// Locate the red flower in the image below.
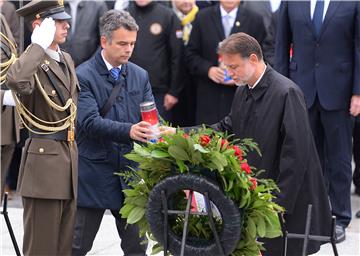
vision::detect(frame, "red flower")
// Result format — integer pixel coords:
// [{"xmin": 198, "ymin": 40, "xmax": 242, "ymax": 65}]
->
[
  {"xmin": 241, "ymin": 162, "xmax": 251, "ymax": 174},
  {"xmin": 200, "ymin": 135, "xmax": 211, "ymax": 146},
  {"xmin": 249, "ymin": 177, "xmax": 257, "ymax": 191},
  {"xmin": 158, "ymin": 137, "xmax": 165, "ymax": 143},
  {"xmin": 233, "ymin": 145, "xmax": 243, "ymax": 161}
]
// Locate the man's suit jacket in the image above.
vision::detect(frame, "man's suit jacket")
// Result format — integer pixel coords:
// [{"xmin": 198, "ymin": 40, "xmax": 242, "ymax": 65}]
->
[
  {"xmin": 186, "ymin": 3, "xmax": 272, "ymax": 124},
  {"xmin": 6, "ymin": 44, "xmax": 79, "ymax": 200},
  {"xmin": 76, "ymin": 50, "xmax": 155, "ymax": 210},
  {"xmin": 275, "ymin": 1, "xmax": 360, "ymax": 110}
]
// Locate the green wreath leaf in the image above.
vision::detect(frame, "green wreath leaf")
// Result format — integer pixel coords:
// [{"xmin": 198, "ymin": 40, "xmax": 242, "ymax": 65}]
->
[{"xmin": 127, "ymin": 206, "xmax": 146, "ymax": 224}]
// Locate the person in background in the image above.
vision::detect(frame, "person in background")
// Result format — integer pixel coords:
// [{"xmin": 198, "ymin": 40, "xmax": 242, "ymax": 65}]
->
[
  {"xmin": 63, "ymin": 0, "xmax": 108, "ymax": 66},
  {"xmin": 0, "ymin": 0, "xmax": 20, "ymax": 46},
  {"xmin": 171, "ymin": 0, "xmax": 198, "ymax": 126},
  {"xmin": 0, "ymin": 14, "xmax": 20, "ymax": 202},
  {"xmin": 72, "ymin": 10, "xmax": 154, "ymax": 256},
  {"xmin": 128, "ymin": 0, "xmax": 184, "ymax": 122},
  {"xmin": 275, "ymin": 0, "xmax": 360, "ymax": 243},
  {"xmin": 6, "ymin": 0, "xmax": 79, "ymax": 254},
  {"xmin": 185, "ymin": 0, "xmax": 273, "ymax": 124}
]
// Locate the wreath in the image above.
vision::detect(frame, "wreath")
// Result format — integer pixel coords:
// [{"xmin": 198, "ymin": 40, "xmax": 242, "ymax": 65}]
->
[{"xmin": 119, "ymin": 127, "xmax": 284, "ymax": 256}]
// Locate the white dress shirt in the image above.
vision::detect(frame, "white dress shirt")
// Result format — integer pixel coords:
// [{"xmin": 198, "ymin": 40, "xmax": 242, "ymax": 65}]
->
[
  {"xmin": 248, "ymin": 63, "xmax": 267, "ymax": 90},
  {"xmin": 101, "ymin": 50, "xmax": 122, "ymax": 72}
]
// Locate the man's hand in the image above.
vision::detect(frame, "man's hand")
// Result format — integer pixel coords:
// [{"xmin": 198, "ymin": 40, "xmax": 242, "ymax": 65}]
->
[
  {"xmin": 159, "ymin": 126, "xmax": 176, "ymax": 136},
  {"xmin": 350, "ymin": 95, "xmax": 360, "ymax": 116},
  {"xmin": 208, "ymin": 67, "xmax": 225, "ymax": 84},
  {"xmin": 164, "ymin": 94, "xmax": 178, "ymax": 111},
  {"xmin": 130, "ymin": 121, "xmax": 154, "ymax": 143},
  {"xmin": 31, "ymin": 17, "xmax": 56, "ymax": 50}
]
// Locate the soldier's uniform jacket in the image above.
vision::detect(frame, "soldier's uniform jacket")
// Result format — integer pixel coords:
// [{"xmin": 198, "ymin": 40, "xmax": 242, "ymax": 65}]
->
[
  {"xmin": 0, "ymin": 14, "xmax": 20, "ymax": 146},
  {"xmin": 6, "ymin": 43, "xmax": 79, "ymax": 200}
]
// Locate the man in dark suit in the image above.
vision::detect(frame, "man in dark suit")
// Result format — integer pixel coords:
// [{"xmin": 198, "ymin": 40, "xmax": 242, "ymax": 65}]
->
[
  {"xmin": 6, "ymin": 0, "xmax": 79, "ymax": 254},
  {"xmin": 275, "ymin": 1, "xmax": 360, "ymax": 243},
  {"xmin": 162, "ymin": 32, "xmax": 332, "ymax": 256},
  {"xmin": 72, "ymin": 10, "xmax": 155, "ymax": 256},
  {"xmin": 62, "ymin": 0, "xmax": 108, "ymax": 66},
  {"xmin": 185, "ymin": 0, "xmax": 273, "ymax": 124}
]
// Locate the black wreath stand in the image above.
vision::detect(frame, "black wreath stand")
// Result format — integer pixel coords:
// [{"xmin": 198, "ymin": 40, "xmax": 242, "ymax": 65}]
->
[
  {"xmin": 1, "ymin": 193, "xmax": 21, "ymax": 256},
  {"xmin": 147, "ymin": 174, "xmax": 242, "ymax": 256},
  {"xmin": 280, "ymin": 204, "xmax": 338, "ymax": 256},
  {"xmin": 160, "ymin": 189, "xmax": 224, "ymax": 256}
]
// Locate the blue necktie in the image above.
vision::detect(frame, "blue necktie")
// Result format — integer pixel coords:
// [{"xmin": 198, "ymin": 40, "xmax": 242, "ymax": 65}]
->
[
  {"xmin": 313, "ymin": 0, "xmax": 324, "ymax": 37},
  {"xmin": 110, "ymin": 67, "xmax": 121, "ymax": 80}
]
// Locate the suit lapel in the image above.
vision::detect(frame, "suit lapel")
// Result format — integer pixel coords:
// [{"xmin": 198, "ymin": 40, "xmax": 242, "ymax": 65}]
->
[
  {"xmin": 318, "ymin": 1, "xmax": 341, "ymax": 39},
  {"xmin": 231, "ymin": 4, "xmax": 245, "ymax": 34},
  {"xmin": 301, "ymin": 1, "xmax": 317, "ymax": 39},
  {"xmin": 45, "ymin": 55, "xmax": 71, "ymax": 92},
  {"xmin": 95, "ymin": 50, "xmax": 115, "ymax": 85},
  {"xmin": 211, "ymin": 5, "xmax": 226, "ymax": 40}
]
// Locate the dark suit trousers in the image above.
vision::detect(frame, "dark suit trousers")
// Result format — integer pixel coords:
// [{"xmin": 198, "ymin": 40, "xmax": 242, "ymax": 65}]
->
[
  {"xmin": 1, "ymin": 144, "xmax": 15, "ymax": 201},
  {"xmin": 308, "ymin": 97, "xmax": 354, "ymax": 227},
  {"xmin": 72, "ymin": 207, "xmax": 146, "ymax": 256},
  {"xmin": 353, "ymin": 117, "xmax": 360, "ymax": 188},
  {"xmin": 22, "ymin": 197, "xmax": 76, "ymax": 256}
]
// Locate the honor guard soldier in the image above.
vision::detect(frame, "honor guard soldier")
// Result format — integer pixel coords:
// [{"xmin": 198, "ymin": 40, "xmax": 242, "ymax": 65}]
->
[
  {"xmin": 0, "ymin": 14, "xmax": 20, "ymax": 202},
  {"xmin": 6, "ymin": 0, "xmax": 79, "ymax": 255}
]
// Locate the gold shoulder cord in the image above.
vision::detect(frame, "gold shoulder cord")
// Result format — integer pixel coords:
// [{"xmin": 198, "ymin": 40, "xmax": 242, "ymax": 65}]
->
[
  {"xmin": 1, "ymin": 31, "xmax": 76, "ymax": 141},
  {"xmin": 0, "ymin": 32, "xmax": 17, "ymax": 85},
  {"xmin": 13, "ymin": 75, "xmax": 77, "ymax": 137}
]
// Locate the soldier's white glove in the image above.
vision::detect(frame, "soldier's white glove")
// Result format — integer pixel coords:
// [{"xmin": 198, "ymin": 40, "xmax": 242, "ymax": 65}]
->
[
  {"xmin": 31, "ymin": 17, "xmax": 56, "ymax": 50},
  {"xmin": 3, "ymin": 90, "xmax": 16, "ymax": 106}
]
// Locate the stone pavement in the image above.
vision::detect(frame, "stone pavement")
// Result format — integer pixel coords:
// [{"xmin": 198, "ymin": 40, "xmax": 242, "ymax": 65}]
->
[{"xmin": 1, "ymin": 191, "xmax": 359, "ymax": 256}]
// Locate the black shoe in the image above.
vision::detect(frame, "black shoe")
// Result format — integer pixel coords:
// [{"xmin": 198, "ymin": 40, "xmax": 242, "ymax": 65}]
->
[
  {"xmin": 356, "ymin": 210, "xmax": 360, "ymax": 218},
  {"xmin": 335, "ymin": 225, "xmax": 346, "ymax": 243}
]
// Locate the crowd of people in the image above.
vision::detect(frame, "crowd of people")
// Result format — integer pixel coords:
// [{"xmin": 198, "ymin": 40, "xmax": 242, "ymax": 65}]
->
[{"xmin": 1, "ymin": 0, "xmax": 359, "ymax": 256}]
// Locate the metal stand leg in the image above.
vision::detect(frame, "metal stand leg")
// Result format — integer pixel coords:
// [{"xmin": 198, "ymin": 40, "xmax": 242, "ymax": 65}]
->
[
  {"xmin": 161, "ymin": 190, "xmax": 168, "ymax": 256},
  {"xmin": 180, "ymin": 190, "xmax": 193, "ymax": 256},
  {"xmin": 1, "ymin": 193, "xmax": 21, "ymax": 256},
  {"xmin": 204, "ymin": 192, "xmax": 225, "ymax": 256},
  {"xmin": 279, "ymin": 213, "xmax": 287, "ymax": 256},
  {"xmin": 280, "ymin": 204, "xmax": 339, "ymax": 256},
  {"xmin": 301, "ymin": 205, "xmax": 313, "ymax": 256},
  {"xmin": 330, "ymin": 217, "xmax": 339, "ymax": 256}
]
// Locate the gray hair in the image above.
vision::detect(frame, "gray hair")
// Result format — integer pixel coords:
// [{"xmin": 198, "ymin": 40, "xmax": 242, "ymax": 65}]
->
[
  {"xmin": 218, "ymin": 32, "xmax": 263, "ymax": 60},
  {"xmin": 99, "ymin": 10, "xmax": 139, "ymax": 41}
]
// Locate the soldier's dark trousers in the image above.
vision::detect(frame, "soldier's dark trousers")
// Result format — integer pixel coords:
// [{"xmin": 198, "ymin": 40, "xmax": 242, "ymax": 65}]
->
[
  {"xmin": 72, "ymin": 207, "xmax": 146, "ymax": 256},
  {"xmin": 22, "ymin": 197, "xmax": 76, "ymax": 255}
]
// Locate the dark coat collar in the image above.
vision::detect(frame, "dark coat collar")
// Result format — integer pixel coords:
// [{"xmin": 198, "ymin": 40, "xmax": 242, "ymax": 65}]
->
[{"xmin": 245, "ymin": 64, "xmax": 272, "ymax": 101}]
